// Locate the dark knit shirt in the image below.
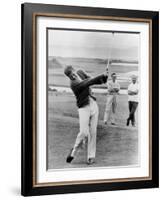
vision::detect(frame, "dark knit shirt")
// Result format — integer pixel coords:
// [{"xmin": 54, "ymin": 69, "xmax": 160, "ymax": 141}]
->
[{"xmin": 70, "ymin": 70, "xmax": 108, "ymax": 108}]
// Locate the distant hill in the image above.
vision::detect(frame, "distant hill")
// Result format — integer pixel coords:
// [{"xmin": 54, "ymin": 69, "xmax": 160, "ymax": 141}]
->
[{"xmin": 48, "ymin": 58, "xmax": 63, "ymax": 69}]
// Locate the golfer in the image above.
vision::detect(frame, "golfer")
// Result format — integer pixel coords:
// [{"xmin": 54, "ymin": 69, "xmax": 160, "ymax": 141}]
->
[
  {"xmin": 126, "ymin": 75, "xmax": 139, "ymax": 127},
  {"xmin": 64, "ymin": 65, "xmax": 108, "ymax": 165},
  {"xmin": 103, "ymin": 73, "xmax": 120, "ymax": 125}
]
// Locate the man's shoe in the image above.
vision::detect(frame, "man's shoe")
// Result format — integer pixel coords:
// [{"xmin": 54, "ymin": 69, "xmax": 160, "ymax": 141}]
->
[
  {"xmin": 87, "ymin": 158, "xmax": 95, "ymax": 165},
  {"xmin": 132, "ymin": 122, "xmax": 136, "ymax": 127},
  {"xmin": 66, "ymin": 148, "xmax": 74, "ymax": 163},
  {"xmin": 111, "ymin": 122, "xmax": 115, "ymax": 125},
  {"xmin": 126, "ymin": 119, "xmax": 130, "ymax": 126}
]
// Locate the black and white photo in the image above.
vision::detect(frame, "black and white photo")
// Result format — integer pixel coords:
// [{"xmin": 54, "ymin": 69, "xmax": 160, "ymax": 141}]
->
[{"xmin": 47, "ymin": 29, "xmax": 140, "ymax": 169}]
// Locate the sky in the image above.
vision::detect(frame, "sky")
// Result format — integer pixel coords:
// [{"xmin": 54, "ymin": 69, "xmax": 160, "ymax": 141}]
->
[{"xmin": 48, "ymin": 29, "xmax": 139, "ymax": 60}]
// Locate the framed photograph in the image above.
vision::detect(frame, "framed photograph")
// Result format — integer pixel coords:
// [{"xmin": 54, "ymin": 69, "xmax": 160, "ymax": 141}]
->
[{"xmin": 21, "ymin": 3, "xmax": 159, "ymax": 196}]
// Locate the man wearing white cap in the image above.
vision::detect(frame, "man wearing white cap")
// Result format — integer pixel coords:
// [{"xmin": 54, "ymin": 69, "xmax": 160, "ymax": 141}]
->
[
  {"xmin": 126, "ymin": 75, "xmax": 139, "ymax": 127},
  {"xmin": 104, "ymin": 72, "xmax": 120, "ymax": 125}
]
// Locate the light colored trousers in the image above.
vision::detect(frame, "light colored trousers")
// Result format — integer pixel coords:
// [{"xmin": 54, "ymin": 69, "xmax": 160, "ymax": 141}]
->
[
  {"xmin": 71, "ymin": 98, "xmax": 99, "ymax": 159},
  {"xmin": 104, "ymin": 95, "xmax": 117, "ymax": 123}
]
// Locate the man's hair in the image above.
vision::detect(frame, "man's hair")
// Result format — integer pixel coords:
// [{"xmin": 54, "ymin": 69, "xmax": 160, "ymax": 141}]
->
[
  {"xmin": 64, "ymin": 65, "xmax": 74, "ymax": 77},
  {"xmin": 131, "ymin": 74, "xmax": 137, "ymax": 79},
  {"xmin": 111, "ymin": 72, "xmax": 116, "ymax": 77}
]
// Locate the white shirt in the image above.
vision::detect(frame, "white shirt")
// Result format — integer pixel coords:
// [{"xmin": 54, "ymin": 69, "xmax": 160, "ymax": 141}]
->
[
  {"xmin": 128, "ymin": 82, "xmax": 139, "ymax": 102},
  {"xmin": 107, "ymin": 80, "xmax": 120, "ymax": 95}
]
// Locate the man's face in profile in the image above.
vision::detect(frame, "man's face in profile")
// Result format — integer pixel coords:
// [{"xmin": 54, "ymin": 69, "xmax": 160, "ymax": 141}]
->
[
  {"xmin": 69, "ymin": 69, "xmax": 81, "ymax": 82},
  {"xmin": 132, "ymin": 77, "xmax": 137, "ymax": 84},
  {"xmin": 111, "ymin": 75, "xmax": 116, "ymax": 82}
]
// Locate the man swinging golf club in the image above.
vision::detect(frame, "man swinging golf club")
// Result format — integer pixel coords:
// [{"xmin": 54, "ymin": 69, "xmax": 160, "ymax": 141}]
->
[{"xmin": 64, "ymin": 65, "xmax": 108, "ymax": 165}]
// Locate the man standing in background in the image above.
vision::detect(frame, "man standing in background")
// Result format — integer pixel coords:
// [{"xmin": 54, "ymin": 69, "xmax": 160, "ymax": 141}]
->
[
  {"xmin": 64, "ymin": 65, "xmax": 108, "ymax": 165},
  {"xmin": 126, "ymin": 75, "xmax": 139, "ymax": 127},
  {"xmin": 103, "ymin": 72, "xmax": 120, "ymax": 125}
]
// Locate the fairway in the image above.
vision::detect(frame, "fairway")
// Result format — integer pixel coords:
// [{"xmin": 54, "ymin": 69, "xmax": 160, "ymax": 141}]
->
[{"xmin": 47, "ymin": 91, "xmax": 138, "ymax": 170}]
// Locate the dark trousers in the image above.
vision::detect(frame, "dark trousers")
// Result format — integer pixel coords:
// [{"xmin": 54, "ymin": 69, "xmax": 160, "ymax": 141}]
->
[{"xmin": 128, "ymin": 101, "xmax": 138, "ymax": 125}]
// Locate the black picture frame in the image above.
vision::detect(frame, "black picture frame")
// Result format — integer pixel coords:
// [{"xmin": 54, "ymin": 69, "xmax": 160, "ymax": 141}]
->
[{"xmin": 21, "ymin": 3, "xmax": 159, "ymax": 196}]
